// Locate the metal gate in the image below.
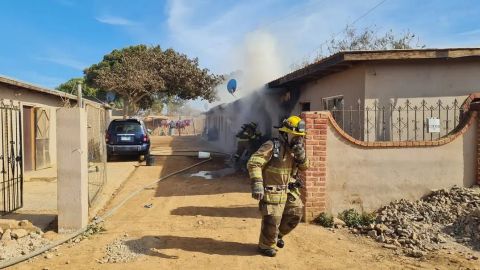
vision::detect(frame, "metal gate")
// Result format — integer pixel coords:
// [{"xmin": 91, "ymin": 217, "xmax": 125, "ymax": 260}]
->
[
  {"xmin": 86, "ymin": 104, "xmax": 107, "ymax": 206},
  {"xmin": 0, "ymin": 101, "xmax": 23, "ymax": 215}
]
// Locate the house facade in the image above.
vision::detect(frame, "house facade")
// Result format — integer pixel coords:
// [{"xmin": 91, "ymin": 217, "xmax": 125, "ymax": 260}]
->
[
  {"xmin": 205, "ymin": 48, "xmax": 480, "ymax": 218},
  {"xmin": 0, "ymin": 75, "xmax": 107, "ymax": 172},
  {"xmin": 268, "ymin": 48, "xmax": 480, "ymax": 141}
]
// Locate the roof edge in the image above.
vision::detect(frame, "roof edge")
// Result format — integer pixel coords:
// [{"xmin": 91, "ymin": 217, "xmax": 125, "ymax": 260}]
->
[
  {"xmin": 268, "ymin": 47, "xmax": 480, "ymax": 88},
  {"xmin": 0, "ymin": 75, "xmax": 107, "ymax": 108}
]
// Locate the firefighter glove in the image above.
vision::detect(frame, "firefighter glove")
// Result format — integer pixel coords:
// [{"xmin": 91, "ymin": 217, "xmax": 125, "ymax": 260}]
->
[
  {"xmin": 251, "ymin": 181, "xmax": 264, "ymax": 200},
  {"xmin": 292, "ymin": 143, "xmax": 306, "ymax": 163}
]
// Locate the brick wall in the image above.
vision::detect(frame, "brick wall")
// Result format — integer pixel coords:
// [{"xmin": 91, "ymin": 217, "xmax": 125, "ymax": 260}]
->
[
  {"xmin": 301, "ymin": 111, "xmax": 328, "ymax": 221},
  {"xmin": 300, "ymin": 105, "xmax": 478, "ymax": 221}
]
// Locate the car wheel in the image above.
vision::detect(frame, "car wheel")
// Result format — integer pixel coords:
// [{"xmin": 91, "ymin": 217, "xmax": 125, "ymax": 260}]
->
[{"xmin": 146, "ymin": 154, "xmax": 154, "ymax": 166}]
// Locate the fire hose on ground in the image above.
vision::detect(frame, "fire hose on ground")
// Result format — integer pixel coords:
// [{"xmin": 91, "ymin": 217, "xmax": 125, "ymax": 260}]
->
[{"xmin": 0, "ymin": 151, "xmax": 226, "ymax": 269}]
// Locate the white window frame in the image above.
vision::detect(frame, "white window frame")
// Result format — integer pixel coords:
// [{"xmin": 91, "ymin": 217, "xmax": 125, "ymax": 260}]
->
[{"xmin": 322, "ymin": 95, "xmax": 344, "ymax": 110}]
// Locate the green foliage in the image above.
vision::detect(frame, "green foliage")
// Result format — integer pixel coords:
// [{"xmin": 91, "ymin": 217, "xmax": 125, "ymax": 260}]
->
[
  {"xmin": 338, "ymin": 209, "xmax": 362, "ymax": 227},
  {"xmin": 84, "ymin": 44, "xmax": 223, "ymax": 116},
  {"xmin": 338, "ymin": 209, "xmax": 376, "ymax": 227},
  {"xmin": 56, "ymin": 77, "xmax": 98, "ymax": 97},
  {"xmin": 314, "ymin": 212, "xmax": 334, "ymax": 228},
  {"xmin": 360, "ymin": 212, "xmax": 376, "ymax": 226}
]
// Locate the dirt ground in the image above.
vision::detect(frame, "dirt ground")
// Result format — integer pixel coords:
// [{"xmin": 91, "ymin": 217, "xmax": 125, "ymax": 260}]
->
[{"xmin": 10, "ymin": 136, "xmax": 480, "ymax": 270}]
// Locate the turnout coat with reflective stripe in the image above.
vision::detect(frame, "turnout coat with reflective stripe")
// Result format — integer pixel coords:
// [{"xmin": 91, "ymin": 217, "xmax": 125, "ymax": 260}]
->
[{"xmin": 247, "ymin": 140, "xmax": 309, "ymax": 204}]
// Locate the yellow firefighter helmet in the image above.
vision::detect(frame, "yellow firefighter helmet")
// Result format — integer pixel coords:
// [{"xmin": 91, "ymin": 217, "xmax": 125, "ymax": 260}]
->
[{"xmin": 278, "ymin": 116, "xmax": 306, "ymax": 136}]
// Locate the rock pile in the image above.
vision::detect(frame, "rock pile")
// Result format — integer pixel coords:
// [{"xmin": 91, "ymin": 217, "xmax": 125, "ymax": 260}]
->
[
  {"xmin": 98, "ymin": 236, "xmax": 147, "ymax": 264},
  {"xmin": 354, "ymin": 186, "xmax": 480, "ymax": 256},
  {"xmin": 450, "ymin": 208, "xmax": 480, "ymax": 249},
  {"xmin": 0, "ymin": 220, "xmax": 50, "ymax": 261}
]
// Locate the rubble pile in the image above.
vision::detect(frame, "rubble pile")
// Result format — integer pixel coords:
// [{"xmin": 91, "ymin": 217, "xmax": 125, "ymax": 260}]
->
[
  {"xmin": 98, "ymin": 236, "xmax": 147, "ymax": 264},
  {"xmin": 358, "ymin": 186, "xmax": 480, "ymax": 256},
  {"xmin": 0, "ymin": 220, "xmax": 51, "ymax": 261},
  {"xmin": 450, "ymin": 208, "xmax": 480, "ymax": 249}
]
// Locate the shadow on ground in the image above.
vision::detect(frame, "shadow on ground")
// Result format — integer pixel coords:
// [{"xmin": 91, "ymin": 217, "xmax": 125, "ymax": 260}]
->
[
  {"xmin": 1, "ymin": 212, "xmax": 57, "ymax": 231},
  {"xmin": 125, "ymin": 235, "xmax": 259, "ymax": 259},
  {"xmin": 108, "ymin": 155, "xmax": 141, "ymax": 162},
  {"xmin": 150, "ymin": 135, "xmax": 215, "ymax": 151},
  {"xmin": 154, "ymin": 156, "xmax": 250, "ymax": 197},
  {"xmin": 170, "ymin": 206, "xmax": 260, "ymax": 219}
]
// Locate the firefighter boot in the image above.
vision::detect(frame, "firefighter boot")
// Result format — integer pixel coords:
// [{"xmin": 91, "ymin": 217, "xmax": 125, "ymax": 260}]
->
[
  {"xmin": 277, "ymin": 238, "xmax": 285, "ymax": 248},
  {"xmin": 258, "ymin": 247, "xmax": 277, "ymax": 257}
]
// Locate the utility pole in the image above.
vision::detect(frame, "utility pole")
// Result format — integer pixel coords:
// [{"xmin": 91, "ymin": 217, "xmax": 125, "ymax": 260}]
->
[{"xmin": 77, "ymin": 82, "xmax": 83, "ymax": 108}]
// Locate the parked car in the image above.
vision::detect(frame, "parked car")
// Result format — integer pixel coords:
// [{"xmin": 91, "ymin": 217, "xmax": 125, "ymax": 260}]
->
[{"xmin": 106, "ymin": 119, "xmax": 150, "ymax": 161}]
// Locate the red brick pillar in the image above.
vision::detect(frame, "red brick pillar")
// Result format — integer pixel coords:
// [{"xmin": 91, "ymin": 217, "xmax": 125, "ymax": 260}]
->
[{"xmin": 300, "ymin": 112, "xmax": 328, "ymax": 222}]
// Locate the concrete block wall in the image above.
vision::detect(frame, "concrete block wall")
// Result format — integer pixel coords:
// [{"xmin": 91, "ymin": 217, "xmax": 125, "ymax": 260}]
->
[{"xmin": 57, "ymin": 107, "xmax": 88, "ymax": 233}]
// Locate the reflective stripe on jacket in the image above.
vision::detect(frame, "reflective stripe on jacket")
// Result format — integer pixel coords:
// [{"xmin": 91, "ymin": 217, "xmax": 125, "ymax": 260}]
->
[{"xmin": 247, "ymin": 140, "xmax": 309, "ymax": 203}]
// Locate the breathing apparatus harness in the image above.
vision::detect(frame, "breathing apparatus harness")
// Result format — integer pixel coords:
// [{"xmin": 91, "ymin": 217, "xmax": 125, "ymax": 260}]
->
[{"xmin": 269, "ymin": 116, "xmax": 307, "ymax": 190}]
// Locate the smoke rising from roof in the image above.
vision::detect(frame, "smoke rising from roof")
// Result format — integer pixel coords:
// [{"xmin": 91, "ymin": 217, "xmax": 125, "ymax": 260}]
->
[
  {"xmin": 206, "ymin": 30, "xmax": 294, "ymax": 153},
  {"xmin": 211, "ymin": 30, "xmax": 285, "ymax": 106}
]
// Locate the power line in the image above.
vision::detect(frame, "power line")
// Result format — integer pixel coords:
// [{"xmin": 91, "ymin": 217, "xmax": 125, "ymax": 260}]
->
[
  {"xmin": 298, "ymin": 0, "xmax": 389, "ymax": 65},
  {"xmin": 257, "ymin": 0, "xmax": 328, "ymax": 30},
  {"xmin": 351, "ymin": 0, "xmax": 388, "ymax": 26}
]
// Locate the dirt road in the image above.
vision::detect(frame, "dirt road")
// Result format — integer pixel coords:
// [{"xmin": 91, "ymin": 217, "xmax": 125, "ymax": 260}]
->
[{"xmin": 12, "ymin": 137, "xmax": 480, "ymax": 269}]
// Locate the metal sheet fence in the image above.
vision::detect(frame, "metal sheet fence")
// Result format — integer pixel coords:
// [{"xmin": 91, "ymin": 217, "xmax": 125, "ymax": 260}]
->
[
  {"xmin": 86, "ymin": 104, "xmax": 107, "ymax": 206},
  {"xmin": 0, "ymin": 101, "xmax": 23, "ymax": 215},
  {"xmin": 331, "ymin": 99, "xmax": 465, "ymax": 142}
]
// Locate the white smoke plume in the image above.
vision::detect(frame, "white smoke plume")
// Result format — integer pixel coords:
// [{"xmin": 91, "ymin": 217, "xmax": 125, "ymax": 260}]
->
[
  {"xmin": 207, "ymin": 30, "xmax": 293, "ymax": 153},
  {"xmin": 211, "ymin": 29, "xmax": 285, "ymax": 106}
]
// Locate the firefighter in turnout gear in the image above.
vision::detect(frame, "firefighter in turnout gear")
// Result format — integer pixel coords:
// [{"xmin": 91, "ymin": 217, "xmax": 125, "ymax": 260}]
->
[
  {"xmin": 247, "ymin": 116, "xmax": 308, "ymax": 257},
  {"xmin": 234, "ymin": 122, "xmax": 262, "ymax": 168}
]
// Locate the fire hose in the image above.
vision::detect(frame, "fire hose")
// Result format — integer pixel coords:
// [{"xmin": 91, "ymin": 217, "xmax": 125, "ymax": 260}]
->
[{"xmin": 0, "ymin": 155, "xmax": 217, "ymax": 269}]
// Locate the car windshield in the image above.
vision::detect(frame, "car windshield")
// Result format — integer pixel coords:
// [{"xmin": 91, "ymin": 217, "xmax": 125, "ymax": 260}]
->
[{"xmin": 109, "ymin": 122, "xmax": 143, "ymax": 134}]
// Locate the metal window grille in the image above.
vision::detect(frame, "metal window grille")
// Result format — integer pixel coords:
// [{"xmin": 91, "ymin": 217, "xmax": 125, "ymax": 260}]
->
[{"xmin": 330, "ymin": 99, "xmax": 465, "ymax": 142}]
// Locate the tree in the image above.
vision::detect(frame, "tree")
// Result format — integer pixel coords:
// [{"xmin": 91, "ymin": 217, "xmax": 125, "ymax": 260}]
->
[
  {"xmin": 135, "ymin": 94, "xmax": 165, "ymax": 116},
  {"xmin": 56, "ymin": 77, "xmax": 98, "ymax": 97},
  {"xmin": 291, "ymin": 25, "xmax": 424, "ymax": 70},
  {"xmin": 165, "ymin": 96, "xmax": 187, "ymax": 115},
  {"xmin": 84, "ymin": 45, "xmax": 223, "ymax": 118},
  {"xmin": 326, "ymin": 25, "xmax": 424, "ymax": 55},
  {"xmin": 56, "ymin": 77, "xmax": 124, "ymax": 107}
]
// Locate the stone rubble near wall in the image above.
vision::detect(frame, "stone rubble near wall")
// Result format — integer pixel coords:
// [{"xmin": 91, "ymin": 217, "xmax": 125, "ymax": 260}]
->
[
  {"xmin": 0, "ymin": 220, "xmax": 106, "ymax": 263},
  {"xmin": 351, "ymin": 186, "xmax": 480, "ymax": 257},
  {"xmin": 64, "ymin": 222, "xmax": 106, "ymax": 247},
  {"xmin": 98, "ymin": 235, "xmax": 147, "ymax": 264},
  {"xmin": 0, "ymin": 220, "xmax": 50, "ymax": 261}
]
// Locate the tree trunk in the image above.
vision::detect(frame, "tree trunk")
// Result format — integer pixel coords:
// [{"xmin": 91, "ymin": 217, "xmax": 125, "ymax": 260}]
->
[{"xmin": 123, "ymin": 103, "xmax": 129, "ymax": 119}]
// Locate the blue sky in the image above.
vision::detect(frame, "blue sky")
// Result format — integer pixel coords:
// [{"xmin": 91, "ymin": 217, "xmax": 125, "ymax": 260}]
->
[{"xmin": 0, "ymin": 0, "xmax": 479, "ymax": 108}]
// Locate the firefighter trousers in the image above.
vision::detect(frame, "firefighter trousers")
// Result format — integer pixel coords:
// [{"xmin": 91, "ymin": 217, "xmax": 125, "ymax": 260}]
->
[{"xmin": 258, "ymin": 193, "xmax": 303, "ymax": 250}]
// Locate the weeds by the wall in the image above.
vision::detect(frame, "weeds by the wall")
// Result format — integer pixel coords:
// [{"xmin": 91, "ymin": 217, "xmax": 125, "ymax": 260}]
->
[
  {"xmin": 314, "ymin": 212, "xmax": 334, "ymax": 228},
  {"xmin": 338, "ymin": 209, "xmax": 375, "ymax": 227}
]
